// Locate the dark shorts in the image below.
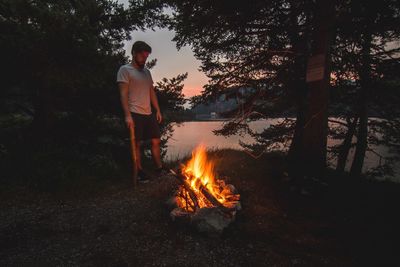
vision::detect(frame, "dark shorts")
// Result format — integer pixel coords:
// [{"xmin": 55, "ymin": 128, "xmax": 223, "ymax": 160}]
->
[{"xmin": 131, "ymin": 112, "xmax": 161, "ymax": 141}]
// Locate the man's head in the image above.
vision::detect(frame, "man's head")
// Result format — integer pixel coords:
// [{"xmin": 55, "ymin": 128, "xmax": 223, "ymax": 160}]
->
[{"xmin": 131, "ymin": 41, "xmax": 152, "ymax": 69}]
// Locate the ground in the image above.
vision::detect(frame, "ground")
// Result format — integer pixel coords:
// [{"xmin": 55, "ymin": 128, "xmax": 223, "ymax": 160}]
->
[{"xmin": 1, "ymin": 149, "xmax": 399, "ymax": 266}]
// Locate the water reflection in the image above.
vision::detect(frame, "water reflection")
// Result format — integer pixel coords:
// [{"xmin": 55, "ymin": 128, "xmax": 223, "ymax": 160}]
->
[
  {"xmin": 165, "ymin": 120, "xmax": 399, "ymax": 182},
  {"xmin": 165, "ymin": 120, "xmax": 264, "ymax": 160}
]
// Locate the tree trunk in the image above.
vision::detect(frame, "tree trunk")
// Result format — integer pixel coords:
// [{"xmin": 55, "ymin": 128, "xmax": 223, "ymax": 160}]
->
[
  {"xmin": 336, "ymin": 116, "xmax": 358, "ymax": 172},
  {"xmin": 287, "ymin": 84, "xmax": 307, "ymax": 179},
  {"xmin": 287, "ymin": 1, "xmax": 309, "ymax": 180},
  {"xmin": 293, "ymin": 0, "xmax": 336, "ymax": 179},
  {"xmin": 350, "ymin": 32, "xmax": 372, "ymax": 178},
  {"xmin": 350, "ymin": 110, "xmax": 368, "ymax": 177}
]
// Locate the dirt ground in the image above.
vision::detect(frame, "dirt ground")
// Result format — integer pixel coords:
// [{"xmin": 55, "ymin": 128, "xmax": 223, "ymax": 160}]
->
[{"xmin": 1, "ymin": 150, "xmax": 398, "ymax": 266}]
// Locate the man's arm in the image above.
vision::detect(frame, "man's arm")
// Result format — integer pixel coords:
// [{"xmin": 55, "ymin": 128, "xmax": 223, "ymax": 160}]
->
[
  {"xmin": 150, "ymin": 85, "xmax": 162, "ymax": 123},
  {"xmin": 118, "ymin": 82, "xmax": 134, "ymax": 128}
]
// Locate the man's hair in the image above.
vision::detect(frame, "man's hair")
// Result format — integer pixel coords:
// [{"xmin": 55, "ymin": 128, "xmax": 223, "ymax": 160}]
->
[{"xmin": 131, "ymin": 41, "xmax": 152, "ymax": 55}]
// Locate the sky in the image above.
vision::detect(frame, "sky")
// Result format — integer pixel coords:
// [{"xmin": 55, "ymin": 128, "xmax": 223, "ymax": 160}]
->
[
  {"xmin": 123, "ymin": 28, "xmax": 208, "ymax": 97},
  {"xmin": 118, "ymin": 0, "xmax": 207, "ymax": 98}
]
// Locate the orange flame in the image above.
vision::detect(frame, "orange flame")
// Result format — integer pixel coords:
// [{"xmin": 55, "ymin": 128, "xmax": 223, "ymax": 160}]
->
[{"xmin": 176, "ymin": 145, "xmax": 229, "ymax": 211}]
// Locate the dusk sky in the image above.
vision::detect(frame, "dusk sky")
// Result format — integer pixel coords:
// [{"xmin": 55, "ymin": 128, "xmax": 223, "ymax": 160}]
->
[{"xmin": 118, "ymin": 0, "xmax": 207, "ymax": 98}]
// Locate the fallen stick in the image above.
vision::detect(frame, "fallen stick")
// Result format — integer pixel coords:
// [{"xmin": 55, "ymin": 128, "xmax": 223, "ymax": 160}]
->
[{"xmin": 128, "ymin": 125, "xmax": 138, "ymax": 189}]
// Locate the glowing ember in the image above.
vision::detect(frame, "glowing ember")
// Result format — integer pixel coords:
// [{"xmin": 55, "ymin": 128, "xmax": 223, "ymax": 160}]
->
[{"xmin": 175, "ymin": 145, "xmax": 240, "ymax": 212}]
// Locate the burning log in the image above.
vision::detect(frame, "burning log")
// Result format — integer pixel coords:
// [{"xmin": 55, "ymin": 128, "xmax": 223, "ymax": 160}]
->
[
  {"xmin": 170, "ymin": 169, "xmax": 200, "ymax": 211},
  {"xmin": 167, "ymin": 145, "xmax": 241, "ymax": 234},
  {"xmin": 171, "ymin": 169, "xmax": 236, "ymax": 214}
]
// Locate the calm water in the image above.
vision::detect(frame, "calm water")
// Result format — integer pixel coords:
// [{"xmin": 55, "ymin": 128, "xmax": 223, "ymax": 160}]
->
[
  {"xmin": 165, "ymin": 120, "xmax": 269, "ymax": 160},
  {"xmin": 165, "ymin": 120, "xmax": 399, "ymax": 182}
]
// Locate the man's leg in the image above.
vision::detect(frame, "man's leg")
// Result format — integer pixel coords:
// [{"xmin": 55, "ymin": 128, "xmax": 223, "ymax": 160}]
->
[{"xmin": 151, "ymin": 138, "xmax": 162, "ymax": 169}]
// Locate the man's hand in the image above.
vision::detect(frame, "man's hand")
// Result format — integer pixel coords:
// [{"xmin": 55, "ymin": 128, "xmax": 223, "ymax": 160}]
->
[
  {"xmin": 156, "ymin": 110, "xmax": 162, "ymax": 123},
  {"xmin": 125, "ymin": 115, "xmax": 134, "ymax": 129}
]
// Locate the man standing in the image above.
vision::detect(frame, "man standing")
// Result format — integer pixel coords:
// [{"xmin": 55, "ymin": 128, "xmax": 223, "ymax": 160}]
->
[{"xmin": 117, "ymin": 41, "xmax": 165, "ymax": 182}]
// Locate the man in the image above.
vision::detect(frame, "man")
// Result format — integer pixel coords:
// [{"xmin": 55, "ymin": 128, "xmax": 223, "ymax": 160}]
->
[{"xmin": 117, "ymin": 41, "xmax": 165, "ymax": 182}]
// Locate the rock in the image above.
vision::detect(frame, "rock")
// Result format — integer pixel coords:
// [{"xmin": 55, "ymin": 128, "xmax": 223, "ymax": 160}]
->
[
  {"xmin": 191, "ymin": 207, "xmax": 233, "ymax": 234},
  {"xmin": 170, "ymin": 208, "xmax": 191, "ymax": 223},
  {"xmin": 165, "ymin": 195, "xmax": 178, "ymax": 210},
  {"xmin": 223, "ymin": 201, "xmax": 241, "ymax": 211}
]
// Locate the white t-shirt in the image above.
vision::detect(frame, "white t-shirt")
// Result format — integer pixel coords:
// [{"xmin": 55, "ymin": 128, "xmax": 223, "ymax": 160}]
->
[{"xmin": 117, "ymin": 64, "xmax": 154, "ymax": 115}]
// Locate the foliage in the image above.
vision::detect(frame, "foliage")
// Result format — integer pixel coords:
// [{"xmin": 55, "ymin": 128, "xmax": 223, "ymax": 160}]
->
[
  {"xmin": 164, "ymin": 0, "xmax": 400, "ymax": 178},
  {"xmin": 0, "ymin": 0, "xmax": 188, "ymax": 189}
]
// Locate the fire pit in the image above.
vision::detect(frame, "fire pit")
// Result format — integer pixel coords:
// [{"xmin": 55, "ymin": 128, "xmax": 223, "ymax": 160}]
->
[{"xmin": 167, "ymin": 145, "xmax": 241, "ymax": 233}]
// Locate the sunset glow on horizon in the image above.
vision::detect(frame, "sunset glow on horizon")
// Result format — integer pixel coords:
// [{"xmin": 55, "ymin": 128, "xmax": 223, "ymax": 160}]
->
[{"xmin": 123, "ymin": 27, "xmax": 208, "ymax": 98}]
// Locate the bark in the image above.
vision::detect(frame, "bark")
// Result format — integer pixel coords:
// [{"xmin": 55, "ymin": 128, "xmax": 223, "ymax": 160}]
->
[
  {"xmin": 350, "ymin": 110, "xmax": 368, "ymax": 177},
  {"xmin": 350, "ymin": 32, "xmax": 372, "ymax": 178},
  {"xmin": 293, "ymin": 0, "xmax": 336, "ymax": 179},
  {"xmin": 287, "ymin": 0, "xmax": 309, "ymax": 181},
  {"xmin": 336, "ymin": 116, "xmax": 359, "ymax": 172}
]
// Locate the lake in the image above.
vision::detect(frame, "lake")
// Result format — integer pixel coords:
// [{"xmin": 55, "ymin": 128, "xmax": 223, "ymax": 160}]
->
[
  {"xmin": 164, "ymin": 120, "xmax": 399, "ymax": 182},
  {"xmin": 165, "ymin": 120, "xmax": 265, "ymax": 160}
]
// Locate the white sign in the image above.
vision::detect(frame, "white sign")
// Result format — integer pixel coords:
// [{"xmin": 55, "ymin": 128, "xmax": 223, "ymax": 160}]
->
[{"xmin": 306, "ymin": 54, "xmax": 325, "ymax": 82}]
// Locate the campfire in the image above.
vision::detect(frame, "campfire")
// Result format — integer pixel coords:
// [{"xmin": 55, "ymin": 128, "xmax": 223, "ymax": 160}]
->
[{"xmin": 167, "ymin": 145, "xmax": 241, "ymax": 233}]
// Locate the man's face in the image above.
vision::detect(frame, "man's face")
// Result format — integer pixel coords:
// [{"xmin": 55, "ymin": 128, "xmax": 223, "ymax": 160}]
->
[{"xmin": 134, "ymin": 51, "xmax": 150, "ymax": 69}]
